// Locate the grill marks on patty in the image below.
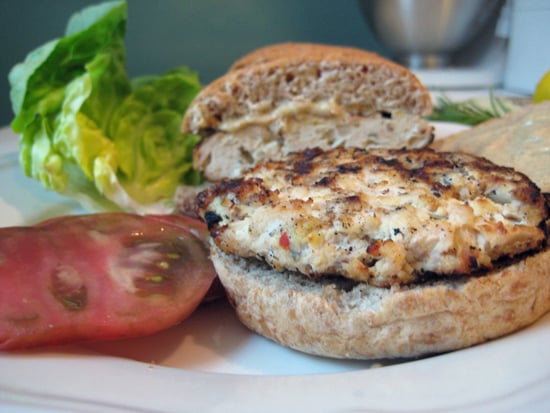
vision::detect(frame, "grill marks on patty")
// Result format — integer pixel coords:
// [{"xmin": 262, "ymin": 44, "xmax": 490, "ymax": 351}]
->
[{"xmin": 197, "ymin": 147, "xmax": 549, "ymax": 287}]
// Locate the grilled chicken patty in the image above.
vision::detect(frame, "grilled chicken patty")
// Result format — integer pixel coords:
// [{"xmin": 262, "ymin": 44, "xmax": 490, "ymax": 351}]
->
[{"xmin": 197, "ymin": 147, "xmax": 549, "ymax": 287}]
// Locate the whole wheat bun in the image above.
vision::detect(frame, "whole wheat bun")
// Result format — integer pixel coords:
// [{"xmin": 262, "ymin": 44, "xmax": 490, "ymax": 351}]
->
[
  {"xmin": 183, "ymin": 42, "xmax": 434, "ymax": 181},
  {"xmin": 211, "ymin": 244, "xmax": 550, "ymax": 359},
  {"xmin": 432, "ymin": 100, "xmax": 550, "ymax": 193}
]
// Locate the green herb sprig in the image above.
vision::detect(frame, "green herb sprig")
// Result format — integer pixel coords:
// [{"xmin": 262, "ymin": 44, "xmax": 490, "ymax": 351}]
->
[{"xmin": 427, "ymin": 91, "xmax": 512, "ymax": 126}]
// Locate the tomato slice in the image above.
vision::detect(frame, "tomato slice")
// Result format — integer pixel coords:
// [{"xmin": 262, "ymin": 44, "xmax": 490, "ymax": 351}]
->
[
  {"xmin": 0, "ymin": 213, "xmax": 217, "ymax": 350},
  {"xmin": 146, "ymin": 214, "xmax": 211, "ymax": 246},
  {"xmin": 147, "ymin": 214, "xmax": 227, "ymax": 302}
]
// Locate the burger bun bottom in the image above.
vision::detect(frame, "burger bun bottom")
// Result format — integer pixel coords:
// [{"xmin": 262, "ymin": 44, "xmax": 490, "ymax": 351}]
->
[{"xmin": 210, "ymin": 244, "xmax": 550, "ymax": 360}]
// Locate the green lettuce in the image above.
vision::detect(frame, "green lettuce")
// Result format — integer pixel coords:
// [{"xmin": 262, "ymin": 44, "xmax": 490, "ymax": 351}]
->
[{"xmin": 8, "ymin": 1, "xmax": 202, "ymax": 213}]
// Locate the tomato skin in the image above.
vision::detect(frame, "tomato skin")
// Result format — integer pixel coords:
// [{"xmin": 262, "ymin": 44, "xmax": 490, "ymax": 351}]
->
[
  {"xmin": 0, "ymin": 213, "xmax": 217, "ymax": 351},
  {"xmin": 147, "ymin": 214, "xmax": 210, "ymax": 245},
  {"xmin": 146, "ymin": 214, "xmax": 226, "ymax": 302}
]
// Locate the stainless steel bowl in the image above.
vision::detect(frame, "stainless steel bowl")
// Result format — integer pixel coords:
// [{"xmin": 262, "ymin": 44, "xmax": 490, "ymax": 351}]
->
[{"xmin": 359, "ymin": 0, "xmax": 503, "ymax": 68}]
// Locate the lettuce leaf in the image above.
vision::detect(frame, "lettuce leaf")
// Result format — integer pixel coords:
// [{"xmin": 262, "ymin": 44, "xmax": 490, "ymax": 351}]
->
[
  {"xmin": 8, "ymin": 1, "xmax": 202, "ymax": 214},
  {"xmin": 98, "ymin": 67, "xmax": 203, "ymax": 211}
]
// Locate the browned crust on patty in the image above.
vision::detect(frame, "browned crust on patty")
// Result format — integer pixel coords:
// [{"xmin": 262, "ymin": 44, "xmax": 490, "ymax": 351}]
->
[{"xmin": 198, "ymin": 147, "xmax": 549, "ymax": 287}]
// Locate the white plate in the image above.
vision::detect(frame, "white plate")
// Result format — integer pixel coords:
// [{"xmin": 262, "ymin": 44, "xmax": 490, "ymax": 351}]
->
[{"xmin": 0, "ymin": 124, "xmax": 549, "ymax": 413}]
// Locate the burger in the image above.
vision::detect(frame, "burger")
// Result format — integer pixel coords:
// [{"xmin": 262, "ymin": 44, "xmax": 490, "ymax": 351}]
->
[
  {"xmin": 181, "ymin": 43, "xmax": 550, "ymax": 359},
  {"xmin": 195, "ymin": 146, "xmax": 550, "ymax": 359}
]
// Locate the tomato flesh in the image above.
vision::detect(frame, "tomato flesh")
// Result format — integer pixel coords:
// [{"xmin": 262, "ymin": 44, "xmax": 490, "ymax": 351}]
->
[{"xmin": 0, "ymin": 213, "xmax": 217, "ymax": 350}]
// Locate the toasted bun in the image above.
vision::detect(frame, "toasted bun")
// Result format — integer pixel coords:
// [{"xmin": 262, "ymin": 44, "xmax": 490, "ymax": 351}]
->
[
  {"xmin": 183, "ymin": 42, "xmax": 434, "ymax": 181},
  {"xmin": 211, "ymin": 244, "xmax": 550, "ymax": 359},
  {"xmin": 433, "ymin": 100, "xmax": 550, "ymax": 193}
]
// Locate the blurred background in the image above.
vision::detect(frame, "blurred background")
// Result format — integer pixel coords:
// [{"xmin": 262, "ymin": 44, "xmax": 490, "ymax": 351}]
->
[
  {"xmin": 1, "ymin": 0, "xmax": 548, "ymax": 127},
  {"xmin": 0, "ymin": 0, "xmax": 387, "ymax": 127}
]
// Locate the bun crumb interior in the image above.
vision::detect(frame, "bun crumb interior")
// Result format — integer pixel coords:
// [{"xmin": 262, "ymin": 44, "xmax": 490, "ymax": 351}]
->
[{"xmin": 183, "ymin": 42, "xmax": 434, "ymax": 181}]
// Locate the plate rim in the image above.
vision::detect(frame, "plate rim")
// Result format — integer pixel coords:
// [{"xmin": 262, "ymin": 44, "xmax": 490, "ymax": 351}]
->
[{"xmin": 1, "ymin": 123, "xmax": 550, "ymax": 413}]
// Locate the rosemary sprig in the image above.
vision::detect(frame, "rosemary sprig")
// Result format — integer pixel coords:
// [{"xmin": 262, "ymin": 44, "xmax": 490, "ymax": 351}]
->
[{"xmin": 427, "ymin": 91, "xmax": 512, "ymax": 126}]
